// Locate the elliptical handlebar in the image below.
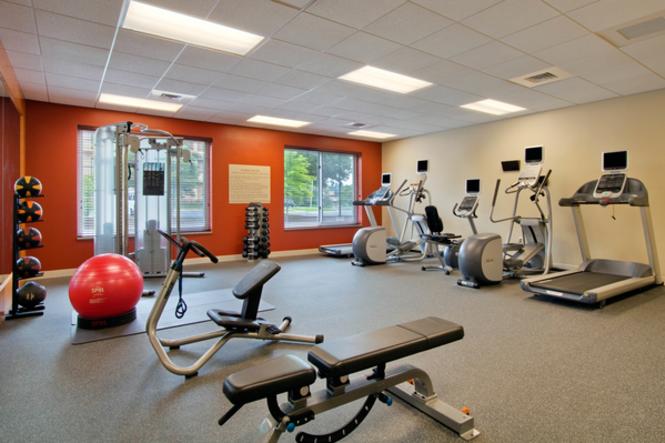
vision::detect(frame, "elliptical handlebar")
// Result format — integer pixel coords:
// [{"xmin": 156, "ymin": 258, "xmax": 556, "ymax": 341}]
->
[{"xmin": 532, "ymin": 169, "xmax": 552, "ymax": 203}]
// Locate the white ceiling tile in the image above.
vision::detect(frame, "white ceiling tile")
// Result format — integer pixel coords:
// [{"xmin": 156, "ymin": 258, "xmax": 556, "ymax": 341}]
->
[
  {"xmin": 0, "ymin": 28, "xmax": 40, "ymax": 54},
  {"xmin": 190, "ymin": 96, "xmax": 239, "ymax": 111},
  {"xmin": 114, "ymin": 29, "xmax": 185, "ymax": 62},
  {"xmin": 294, "ymin": 88, "xmax": 346, "ymax": 105},
  {"xmin": 212, "ymin": 73, "xmax": 269, "ymax": 93},
  {"xmin": 32, "ymin": 0, "xmax": 123, "ymax": 26},
  {"xmin": 412, "ymin": 59, "xmax": 468, "ymax": 84},
  {"xmin": 327, "ymin": 32, "xmax": 401, "ymax": 63},
  {"xmin": 105, "ymin": 69, "xmax": 159, "ymax": 89},
  {"xmin": 273, "ymin": 13, "xmax": 355, "ymax": 51},
  {"xmin": 142, "ymin": 0, "xmax": 218, "ymax": 17},
  {"xmin": 175, "ymin": 105, "xmax": 219, "ymax": 121},
  {"xmin": 0, "ymin": 0, "xmax": 36, "ymax": 33},
  {"xmin": 164, "ymin": 64, "xmax": 219, "ymax": 85},
  {"xmin": 209, "ymin": 0, "xmax": 299, "ymax": 35},
  {"xmin": 100, "ymin": 81, "xmax": 151, "ymax": 97},
  {"xmin": 599, "ymin": 71, "xmax": 665, "ymax": 95},
  {"xmin": 502, "ymin": 15, "xmax": 588, "ymax": 53},
  {"xmin": 6, "ymin": 50, "xmax": 42, "ymax": 70},
  {"xmin": 199, "ymin": 86, "xmax": 248, "ymax": 101},
  {"xmin": 490, "ymin": 83, "xmax": 573, "ymax": 109},
  {"xmin": 296, "ymin": 52, "xmax": 363, "ymax": 77},
  {"xmin": 534, "ymin": 34, "xmax": 618, "ymax": 68},
  {"xmin": 21, "ymin": 81, "xmax": 48, "ymax": 101},
  {"xmin": 3, "ymin": 0, "xmax": 32, "ymax": 7},
  {"xmin": 411, "ymin": 23, "xmax": 490, "ymax": 58},
  {"xmin": 46, "ymin": 72, "xmax": 99, "ymax": 92},
  {"xmin": 14, "ymin": 68, "xmax": 44, "ymax": 85},
  {"xmin": 275, "ymin": 98, "xmax": 329, "ymax": 114},
  {"xmin": 483, "ymin": 55, "xmax": 551, "ymax": 79},
  {"xmin": 451, "ymin": 41, "xmax": 524, "ymax": 70},
  {"xmin": 463, "ymin": 0, "xmax": 559, "ymax": 38},
  {"xmin": 48, "ymin": 87, "xmax": 97, "ymax": 107},
  {"xmin": 543, "ymin": 0, "xmax": 599, "ymax": 11},
  {"xmin": 411, "ymin": 0, "xmax": 503, "ymax": 21},
  {"xmin": 536, "ymin": 77, "xmax": 617, "ymax": 103},
  {"xmin": 364, "ymin": 2, "xmax": 452, "ymax": 45},
  {"xmin": 622, "ymin": 34, "xmax": 665, "ymax": 77},
  {"xmin": 176, "ymin": 46, "xmax": 241, "ymax": 72},
  {"xmin": 257, "ymin": 82, "xmax": 308, "ymax": 100},
  {"xmin": 274, "ymin": 69, "xmax": 330, "ymax": 90},
  {"xmin": 412, "ymin": 85, "xmax": 484, "ymax": 106},
  {"xmin": 40, "ymin": 37, "xmax": 108, "ymax": 65},
  {"xmin": 568, "ymin": 0, "xmax": 665, "ymax": 32},
  {"xmin": 231, "ymin": 59, "xmax": 290, "ymax": 82},
  {"xmin": 156, "ymin": 78, "xmax": 208, "ymax": 96},
  {"xmin": 576, "ymin": 56, "xmax": 660, "ymax": 86},
  {"xmin": 372, "ymin": 47, "xmax": 440, "ymax": 76},
  {"xmin": 437, "ymin": 68, "xmax": 508, "ymax": 95},
  {"xmin": 307, "ymin": 0, "xmax": 406, "ymax": 29},
  {"xmin": 43, "ymin": 58, "xmax": 104, "ymax": 81},
  {"xmin": 35, "ymin": 10, "xmax": 115, "ymax": 49},
  {"xmin": 109, "ymin": 52, "xmax": 170, "ymax": 76},
  {"xmin": 237, "ymin": 94, "xmax": 286, "ymax": 108},
  {"xmin": 251, "ymin": 40, "xmax": 319, "ymax": 67}
]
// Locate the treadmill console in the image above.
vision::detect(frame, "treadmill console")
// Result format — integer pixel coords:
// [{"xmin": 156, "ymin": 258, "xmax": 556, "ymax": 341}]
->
[{"xmin": 593, "ymin": 150, "xmax": 628, "ymax": 199}]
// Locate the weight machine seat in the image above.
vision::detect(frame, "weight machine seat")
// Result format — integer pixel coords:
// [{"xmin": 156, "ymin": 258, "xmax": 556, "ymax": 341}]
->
[
  {"xmin": 233, "ymin": 260, "xmax": 281, "ymax": 299},
  {"xmin": 308, "ymin": 317, "xmax": 464, "ymax": 378},
  {"xmin": 206, "ymin": 310, "xmax": 261, "ymax": 332},
  {"xmin": 223, "ymin": 355, "xmax": 316, "ymax": 405}
]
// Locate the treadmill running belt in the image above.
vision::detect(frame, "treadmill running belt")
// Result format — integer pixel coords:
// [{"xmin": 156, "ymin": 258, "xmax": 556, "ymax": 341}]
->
[{"xmin": 530, "ymin": 272, "xmax": 630, "ymax": 296}]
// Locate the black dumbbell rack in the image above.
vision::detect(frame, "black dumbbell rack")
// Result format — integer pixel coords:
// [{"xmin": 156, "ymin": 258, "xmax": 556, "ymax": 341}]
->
[
  {"xmin": 6, "ymin": 193, "xmax": 46, "ymax": 320},
  {"xmin": 242, "ymin": 203, "xmax": 270, "ymax": 261}
]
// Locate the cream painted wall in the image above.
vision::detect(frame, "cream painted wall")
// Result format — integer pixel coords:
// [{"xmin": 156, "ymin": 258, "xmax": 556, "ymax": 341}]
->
[{"xmin": 382, "ymin": 89, "xmax": 665, "ymax": 272}]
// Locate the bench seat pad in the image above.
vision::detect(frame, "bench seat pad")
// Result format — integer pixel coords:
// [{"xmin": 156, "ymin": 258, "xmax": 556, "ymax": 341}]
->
[
  {"xmin": 223, "ymin": 355, "xmax": 316, "ymax": 405},
  {"xmin": 308, "ymin": 317, "xmax": 463, "ymax": 378}
]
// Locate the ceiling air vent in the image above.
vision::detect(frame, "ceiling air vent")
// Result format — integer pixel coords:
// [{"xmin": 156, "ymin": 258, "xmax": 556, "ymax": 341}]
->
[
  {"xmin": 346, "ymin": 122, "xmax": 367, "ymax": 129},
  {"xmin": 599, "ymin": 11, "xmax": 665, "ymax": 47},
  {"xmin": 149, "ymin": 89, "xmax": 196, "ymax": 102},
  {"xmin": 510, "ymin": 67, "xmax": 571, "ymax": 88}
]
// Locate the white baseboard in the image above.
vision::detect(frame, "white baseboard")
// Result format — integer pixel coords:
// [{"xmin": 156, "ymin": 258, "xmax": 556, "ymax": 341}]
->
[{"xmin": 38, "ymin": 248, "xmax": 321, "ymax": 279}]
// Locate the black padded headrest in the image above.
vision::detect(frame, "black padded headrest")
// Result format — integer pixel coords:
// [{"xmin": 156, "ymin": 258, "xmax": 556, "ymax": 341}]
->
[
  {"xmin": 424, "ymin": 206, "xmax": 443, "ymax": 234},
  {"xmin": 233, "ymin": 260, "xmax": 281, "ymax": 299}
]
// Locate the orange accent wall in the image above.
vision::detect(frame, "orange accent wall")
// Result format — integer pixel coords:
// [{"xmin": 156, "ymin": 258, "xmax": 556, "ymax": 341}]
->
[
  {"xmin": 1, "ymin": 97, "xmax": 20, "ymax": 275},
  {"xmin": 24, "ymin": 100, "xmax": 381, "ymax": 271}
]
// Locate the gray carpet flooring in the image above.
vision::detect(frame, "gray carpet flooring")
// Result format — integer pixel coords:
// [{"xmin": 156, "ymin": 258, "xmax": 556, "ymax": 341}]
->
[{"xmin": 1, "ymin": 254, "xmax": 665, "ymax": 443}]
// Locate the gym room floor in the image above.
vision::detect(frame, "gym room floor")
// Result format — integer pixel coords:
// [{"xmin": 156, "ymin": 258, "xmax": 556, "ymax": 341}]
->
[{"xmin": 2, "ymin": 254, "xmax": 664, "ymax": 443}]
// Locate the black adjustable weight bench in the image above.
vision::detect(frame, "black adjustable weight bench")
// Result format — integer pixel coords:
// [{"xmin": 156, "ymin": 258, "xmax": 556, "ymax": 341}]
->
[
  {"xmin": 146, "ymin": 232, "xmax": 323, "ymax": 378},
  {"xmin": 220, "ymin": 317, "xmax": 480, "ymax": 442}
]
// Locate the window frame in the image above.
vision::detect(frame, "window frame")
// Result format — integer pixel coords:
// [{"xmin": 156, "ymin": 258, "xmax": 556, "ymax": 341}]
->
[
  {"xmin": 283, "ymin": 145, "xmax": 361, "ymax": 231},
  {"xmin": 76, "ymin": 126, "xmax": 213, "ymax": 239}
]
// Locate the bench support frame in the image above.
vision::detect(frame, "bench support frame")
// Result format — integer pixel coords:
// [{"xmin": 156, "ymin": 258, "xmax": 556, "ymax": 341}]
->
[{"xmin": 259, "ymin": 363, "xmax": 479, "ymax": 442}]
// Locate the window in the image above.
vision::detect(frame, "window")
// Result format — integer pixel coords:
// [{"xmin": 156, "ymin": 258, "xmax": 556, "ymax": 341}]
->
[
  {"xmin": 77, "ymin": 128, "xmax": 211, "ymax": 237},
  {"xmin": 284, "ymin": 147, "xmax": 357, "ymax": 228}
]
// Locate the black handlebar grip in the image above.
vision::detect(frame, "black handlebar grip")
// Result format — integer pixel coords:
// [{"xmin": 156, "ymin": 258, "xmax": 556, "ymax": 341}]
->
[
  {"xmin": 190, "ymin": 240, "xmax": 219, "ymax": 263},
  {"xmin": 492, "ymin": 179, "xmax": 501, "ymax": 207},
  {"xmin": 158, "ymin": 229, "xmax": 182, "ymax": 248}
]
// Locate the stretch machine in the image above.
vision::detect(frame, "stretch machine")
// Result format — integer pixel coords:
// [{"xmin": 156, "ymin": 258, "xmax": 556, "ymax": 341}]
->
[
  {"xmin": 458, "ymin": 147, "xmax": 553, "ymax": 288},
  {"xmin": 439, "ymin": 179, "xmax": 480, "ymax": 274},
  {"xmin": 319, "ymin": 173, "xmax": 402, "ymax": 258},
  {"xmin": 521, "ymin": 150, "xmax": 662, "ymax": 306},
  {"xmin": 219, "ymin": 317, "xmax": 480, "ymax": 442},
  {"xmin": 352, "ymin": 160, "xmax": 434, "ymax": 266},
  {"xmin": 146, "ymin": 231, "xmax": 323, "ymax": 377}
]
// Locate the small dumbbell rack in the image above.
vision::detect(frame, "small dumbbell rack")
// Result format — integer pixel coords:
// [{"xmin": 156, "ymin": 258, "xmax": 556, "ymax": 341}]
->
[
  {"xmin": 6, "ymin": 192, "xmax": 46, "ymax": 320},
  {"xmin": 242, "ymin": 203, "xmax": 271, "ymax": 261}
]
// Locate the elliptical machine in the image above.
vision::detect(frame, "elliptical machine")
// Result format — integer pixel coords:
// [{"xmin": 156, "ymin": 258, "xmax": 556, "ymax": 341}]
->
[
  {"xmin": 352, "ymin": 161, "xmax": 433, "ymax": 266},
  {"xmin": 440, "ymin": 179, "xmax": 480, "ymax": 274},
  {"xmin": 458, "ymin": 147, "xmax": 553, "ymax": 288}
]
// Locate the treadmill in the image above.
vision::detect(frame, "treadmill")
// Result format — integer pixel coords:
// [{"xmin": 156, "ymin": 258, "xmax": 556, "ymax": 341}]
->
[
  {"xmin": 521, "ymin": 150, "xmax": 662, "ymax": 306},
  {"xmin": 319, "ymin": 173, "xmax": 395, "ymax": 258}
]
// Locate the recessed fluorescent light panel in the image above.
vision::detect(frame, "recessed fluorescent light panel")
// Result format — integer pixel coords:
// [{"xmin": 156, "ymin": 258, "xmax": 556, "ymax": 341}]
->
[
  {"xmin": 460, "ymin": 99, "xmax": 526, "ymax": 116},
  {"xmin": 247, "ymin": 115, "xmax": 310, "ymax": 128},
  {"xmin": 339, "ymin": 66, "xmax": 432, "ymax": 94},
  {"xmin": 348, "ymin": 130, "xmax": 397, "ymax": 139},
  {"xmin": 122, "ymin": 1, "xmax": 264, "ymax": 55},
  {"xmin": 99, "ymin": 93, "xmax": 182, "ymax": 112}
]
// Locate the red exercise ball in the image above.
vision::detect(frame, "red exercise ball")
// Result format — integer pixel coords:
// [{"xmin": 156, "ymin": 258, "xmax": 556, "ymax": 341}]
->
[{"xmin": 69, "ymin": 253, "xmax": 143, "ymax": 329}]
